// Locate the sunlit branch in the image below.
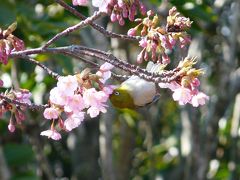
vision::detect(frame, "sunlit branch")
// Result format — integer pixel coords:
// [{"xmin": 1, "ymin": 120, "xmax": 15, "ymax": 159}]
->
[
  {"xmin": 0, "ymin": 94, "xmax": 48, "ymax": 110},
  {"xmin": 42, "ymin": 10, "xmax": 103, "ymax": 48},
  {"xmin": 55, "ymin": 0, "xmax": 141, "ymax": 41},
  {"xmin": 17, "ymin": 55, "xmax": 60, "ymax": 79},
  {"xmin": 10, "ymin": 45, "xmax": 180, "ymax": 84}
]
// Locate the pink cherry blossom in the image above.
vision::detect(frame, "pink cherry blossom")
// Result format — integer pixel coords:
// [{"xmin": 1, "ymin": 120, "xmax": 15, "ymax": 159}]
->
[
  {"xmin": 14, "ymin": 90, "xmax": 32, "ymax": 105},
  {"xmin": 99, "ymin": 62, "xmax": 114, "ymax": 71},
  {"xmin": 96, "ymin": 62, "xmax": 114, "ymax": 83},
  {"xmin": 43, "ymin": 107, "xmax": 59, "ymax": 120},
  {"xmin": 172, "ymin": 87, "xmax": 192, "ymax": 105},
  {"xmin": 57, "ymin": 75, "xmax": 78, "ymax": 94},
  {"xmin": 92, "ymin": 0, "xmax": 109, "ymax": 13},
  {"xmin": 72, "ymin": 0, "xmax": 88, "ymax": 6},
  {"xmin": 64, "ymin": 112, "xmax": 85, "ymax": 131},
  {"xmin": 139, "ymin": 38, "xmax": 147, "ymax": 48},
  {"xmin": 87, "ymin": 105, "xmax": 107, "ymax": 118},
  {"xmin": 49, "ymin": 87, "xmax": 70, "ymax": 106},
  {"xmin": 96, "ymin": 71, "xmax": 111, "ymax": 83},
  {"xmin": 83, "ymin": 88, "xmax": 108, "ymax": 107},
  {"xmin": 191, "ymin": 92, "xmax": 209, "ymax": 107},
  {"xmin": 64, "ymin": 94, "xmax": 85, "ymax": 113},
  {"xmin": 159, "ymin": 81, "xmax": 180, "ymax": 91},
  {"xmin": 102, "ymin": 85, "xmax": 116, "ymax": 95},
  {"xmin": 40, "ymin": 129, "xmax": 62, "ymax": 140}
]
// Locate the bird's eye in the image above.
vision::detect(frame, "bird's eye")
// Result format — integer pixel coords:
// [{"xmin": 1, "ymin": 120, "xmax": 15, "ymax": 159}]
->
[{"xmin": 114, "ymin": 91, "xmax": 120, "ymax": 96}]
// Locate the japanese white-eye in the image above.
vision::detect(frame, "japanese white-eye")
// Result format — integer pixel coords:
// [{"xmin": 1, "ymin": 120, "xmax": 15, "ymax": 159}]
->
[{"xmin": 110, "ymin": 62, "xmax": 161, "ymax": 109}]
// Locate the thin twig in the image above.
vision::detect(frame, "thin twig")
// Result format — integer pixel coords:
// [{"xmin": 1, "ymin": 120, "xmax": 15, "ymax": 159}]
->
[
  {"xmin": 63, "ymin": 52, "xmax": 129, "ymax": 81},
  {"xmin": 55, "ymin": 0, "xmax": 141, "ymax": 41},
  {"xmin": 42, "ymin": 11, "xmax": 103, "ymax": 48},
  {"xmin": 0, "ymin": 94, "xmax": 48, "ymax": 110},
  {"xmin": 18, "ymin": 55, "xmax": 60, "ymax": 79}
]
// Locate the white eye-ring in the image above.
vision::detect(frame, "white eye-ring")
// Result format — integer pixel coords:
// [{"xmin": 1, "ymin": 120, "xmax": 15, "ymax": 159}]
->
[{"xmin": 114, "ymin": 91, "xmax": 120, "ymax": 96}]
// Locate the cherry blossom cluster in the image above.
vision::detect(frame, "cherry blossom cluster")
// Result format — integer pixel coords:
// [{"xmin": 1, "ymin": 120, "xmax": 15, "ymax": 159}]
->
[
  {"xmin": 41, "ymin": 63, "xmax": 115, "ymax": 140},
  {"xmin": 73, "ymin": 0, "xmax": 146, "ymax": 25},
  {"xmin": 159, "ymin": 57, "xmax": 209, "ymax": 107},
  {"xmin": 127, "ymin": 7, "xmax": 192, "ymax": 64},
  {"xmin": 0, "ymin": 89, "xmax": 31, "ymax": 133},
  {"xmin": 0, "ymin": 22, "xmax": 25, "ymax": 65}
]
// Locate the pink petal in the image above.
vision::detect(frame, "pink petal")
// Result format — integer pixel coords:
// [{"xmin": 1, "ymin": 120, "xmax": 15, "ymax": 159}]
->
[
  {"xmin": 64, "ymin": 112, "xmax": 85, "ymax": 131},
  {"xmin": 40, "ymin": 129, "xmax": 61, "ymax": 140}
]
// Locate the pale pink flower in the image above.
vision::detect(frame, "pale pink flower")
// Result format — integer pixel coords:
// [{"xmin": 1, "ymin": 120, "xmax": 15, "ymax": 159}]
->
[
  {"xmin": 49, "ymin": 87, "xmax": 71, "ymax": 106},
  {"xmin": 191, "ymin": 92, "xmax": 209, "ymax": 107},
  {"xmin": 14, "ymin": 90, "xmax": 32, "ymax": 105},
  {"xmin": 159, "ymin": 81, "xmax": 180, "ymax": 91},
  {"xmin": 64, "ymin": 112, "xmax": 85, "ymax": 131},
  {"xmin": 96, "ymin": 62, "xmax": 114, "ymax": 83},
  {"xmin": 40, "ymin": 129, "xmax": 62, "ymax": 140},
  {"xmin": 72, "ymin": 0, "xmax": 88, "ymax": 6},
  {"xmin": 87, "ymin": 105, "xmax": 107, "ymax": 118},
  {"xmin": 99, "ymin": 62, "xmax": 114, "ymax": 71},
  {"xmin": 64, "ymin": 94, "xmax": 85, "ymax": 113},
  {"xmin": 139, "ymin": 38, "xmax": 147, "ymax": 48},
  {"xmin": 92, "ymin": 0, "xmax": 109, "ymax": 13},
  {"xmin": 83, "ymin": 88, "xmax": 109, "ymax": 117},
  {"xmin": 96, "ymin": 71, "xmax": 111, "ymax": 83},
  {"xmin": 57, "ymin": 75, "xmax": 78, "ymax": 95},
  {"xmin": 102, "ymin": 85, "xmax": 116, "ymax": 95},
  {"xmin": 43, "ymin": 107, "xmax": 59, "ymax": 120},
  {"xmin": 172, "ymin": 87, "xmax": 192, "ymax": 105},
  {"xmin": 83, "ymin": 88, "xmax": 108, "ymax": 107}
]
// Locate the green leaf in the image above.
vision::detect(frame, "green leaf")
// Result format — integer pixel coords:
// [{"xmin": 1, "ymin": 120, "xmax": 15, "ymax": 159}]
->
[{"xmin": 3, "ymin": 143, "xmax": 35, "ymax": 166}]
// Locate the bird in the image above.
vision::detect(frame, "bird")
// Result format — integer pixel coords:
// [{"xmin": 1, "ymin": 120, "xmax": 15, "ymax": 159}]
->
[{"xmin": 110, "ymin": 62, "xmax": 161, "ymax": 109}]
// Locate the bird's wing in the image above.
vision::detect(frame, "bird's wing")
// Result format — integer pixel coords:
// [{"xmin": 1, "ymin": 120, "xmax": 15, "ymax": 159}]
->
[{"xmin": 122, "ymin": 76, "xmax": 156, "ymax": 106}]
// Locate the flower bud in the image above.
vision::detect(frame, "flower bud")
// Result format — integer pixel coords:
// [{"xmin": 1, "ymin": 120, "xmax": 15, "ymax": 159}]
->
[
  {"xmin": 8, "ymin": 123, "xmax": 15, "ymax": 133},
  {"xmin": 110, "ymin": 12, "xmax": 117, "ymax": 22},
  {"xmin": 127, "ymin": 28, "xmax": 137, "ymax": 36}
]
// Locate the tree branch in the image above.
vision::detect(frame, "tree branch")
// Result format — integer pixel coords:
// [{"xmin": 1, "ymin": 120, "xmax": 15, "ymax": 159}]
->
[
  {"xmin": 10, "ymin": 45, "xmax": 181, "ymax": 84},
  {"xmin": 42, "ymin": 10, "xmax": 103, "ymax": 48},
  {"xmin": 17, "ymin": 55, "xmax": 60, "ymax": 79},
  {"xmin": 55, "ymin": 0, "xmax": 141, "ymax": 41},
  {"xmin": 0, "ymin": 94, "xmax": 48, "ymax": 110}
]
